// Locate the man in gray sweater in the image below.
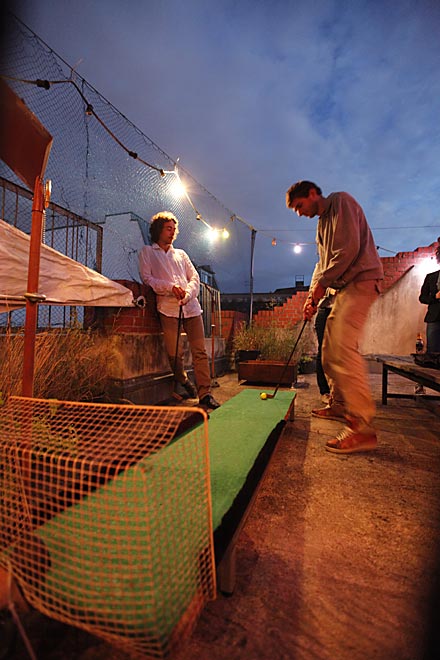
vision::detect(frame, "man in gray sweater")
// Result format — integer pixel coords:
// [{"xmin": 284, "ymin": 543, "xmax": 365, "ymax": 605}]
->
[{"xmin": 286, "ymin": 181, "xmax": 383, "ymax": 454}]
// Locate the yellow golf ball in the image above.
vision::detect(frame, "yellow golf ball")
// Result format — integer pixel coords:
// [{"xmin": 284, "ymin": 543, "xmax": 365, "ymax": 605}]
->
[{"xmin": 260, "ymin": 392, "xmax": 267, "ymax": 400}]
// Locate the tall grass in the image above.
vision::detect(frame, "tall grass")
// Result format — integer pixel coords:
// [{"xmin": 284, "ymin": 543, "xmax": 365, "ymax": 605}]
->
[
  {"xmin": 0, "ymin": 328, "xmax": 112, "ymax": 402},
  {"xmin": 233, "ymin": 321, "xmax": 316, "ymax": 362}
]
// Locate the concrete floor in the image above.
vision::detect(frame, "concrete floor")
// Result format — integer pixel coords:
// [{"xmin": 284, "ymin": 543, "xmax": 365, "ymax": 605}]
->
[{"xmin": 6, "ymin": 370, "xmax": 440, "ymax": 659}]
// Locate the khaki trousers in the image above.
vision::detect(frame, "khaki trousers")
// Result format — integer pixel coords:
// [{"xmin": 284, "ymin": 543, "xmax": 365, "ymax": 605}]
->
[
  {"xmin": 322, "ymin": 279, "xmax": 381, "ymax": 427},
  {"xmin": 159, "ymin": 313, "xmax": 211, "ymax": 398}
]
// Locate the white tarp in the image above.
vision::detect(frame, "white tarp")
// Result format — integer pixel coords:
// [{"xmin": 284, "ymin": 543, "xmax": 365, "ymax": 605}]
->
[{"xmin": 0, "ymin": 218, "xmax": 134, "ymax": 312}]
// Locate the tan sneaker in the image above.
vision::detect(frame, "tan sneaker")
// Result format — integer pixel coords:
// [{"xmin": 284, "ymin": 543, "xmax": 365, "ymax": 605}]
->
[
  {"xmin": 311, "ymin": 404, "xmax": 346, "ymax": 422},
  {"xmin": 326, "ymin": 425, "xmax": 377, "ymax": 454}
]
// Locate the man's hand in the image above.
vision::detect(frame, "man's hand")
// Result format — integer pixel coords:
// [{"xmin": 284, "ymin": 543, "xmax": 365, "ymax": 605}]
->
[
  {"xmin": 179, "ymin": 294, "xmax": 190, "ymax": 306},
  {"xmin": 172, "ymin": 285, "xmax": 186, "ymax": 300},
  {"xmin": 303, "ymin": 298, "xmax": 317, "ymax": 321},
  {"xmin": 303, "ymin": 282, "xmax": 326, "ymax": 320},
  {"xmin": 311, "ymin": 282, "xmax": 326, "ymax": 306}
]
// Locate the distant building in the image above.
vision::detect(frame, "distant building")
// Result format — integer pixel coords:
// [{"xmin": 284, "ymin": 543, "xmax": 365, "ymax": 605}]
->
[{"xmin": 221, "ymin": 279, "xmax": 309, "ymax": 315}]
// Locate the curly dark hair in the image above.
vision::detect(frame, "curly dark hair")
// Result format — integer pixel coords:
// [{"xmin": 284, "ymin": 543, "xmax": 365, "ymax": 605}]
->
[
  {"xmin": 149, "ymin": 211, "xmax": 179, "ymax": 244},
  {"xmin": 286, "ymin": 181, "xmax": 322, "ymax": 208},
  {"xmin": 436, "ymin": 237, "xmax": 440, "ymax": 264}
]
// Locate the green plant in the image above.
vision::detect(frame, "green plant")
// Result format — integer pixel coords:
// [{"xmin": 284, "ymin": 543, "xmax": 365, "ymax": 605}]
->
[
  {"xmin": 232, "ymin": 322, "xmax": 265, "ymax": 352},
  {"xmin": 300, "ymin": 354, "xmax": 316, "ymax": 363},
  {"xmin": 233, "ymin": 321, "xmax": 315, "ymax": 362},
  {"xmin": 0, "ymin": 328, "xmax": 115, "ymax": 402}
]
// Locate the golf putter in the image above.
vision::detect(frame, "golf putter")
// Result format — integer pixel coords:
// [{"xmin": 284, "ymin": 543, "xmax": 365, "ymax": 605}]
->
[
  {"xmin": 262, "ymin": 319, "xmax": 308, "ymax": 399},
  {"xmin": 172, "ymin": 305, "xmax": 184, "ymax": 401}
]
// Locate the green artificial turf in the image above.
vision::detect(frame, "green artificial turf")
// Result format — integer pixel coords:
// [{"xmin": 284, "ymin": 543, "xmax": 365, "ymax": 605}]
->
[
  {"xmin": 207, "ymin": 389, "xmax": 295, "ymax": 529},
  {"xmin": 17, "ymin": 388, "xmax": 295, "ymax": 641}
]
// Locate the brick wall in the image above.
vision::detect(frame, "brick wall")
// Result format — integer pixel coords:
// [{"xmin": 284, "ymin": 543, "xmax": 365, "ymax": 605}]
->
[
  {"xmin": 252, "ymin": 291, "xmax": 310, "ymax": 328},
  {"xmin": 221, "ymin": 240, "xmax": 438, "ymax": 335},
  {"xmin": 85, "ymin": 280, "xmax": 161, "ymax": 335},
  {"xmin": 221, "ymin": 309, "xmax": 247, "ymax": 351},
  {"xmin": 381, "ymin": 244, "xmax": 435, "ymax": 292}
]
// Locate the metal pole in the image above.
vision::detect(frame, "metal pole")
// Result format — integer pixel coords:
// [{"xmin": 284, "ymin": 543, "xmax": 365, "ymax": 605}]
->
[
  {"xmin": 249, "ymin": 228, "xmax": 256, "ymax": 325},
  {"xmin": 22, "ymin": 177, "xmax": 49, "ymax": 397},
  {"xmin": 210, "ymin": 288, "xmax": 216, "ymax": 380}
]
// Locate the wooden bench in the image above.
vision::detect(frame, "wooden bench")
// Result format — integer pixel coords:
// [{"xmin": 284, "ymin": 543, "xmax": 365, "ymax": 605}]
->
[{"xmin": 373, "ymin": 355, "xmax": 440, "ymax": 405}]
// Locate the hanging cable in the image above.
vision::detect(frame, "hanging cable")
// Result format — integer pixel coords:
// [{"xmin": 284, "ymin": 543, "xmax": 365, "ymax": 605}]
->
[
  {"xmin": 0, "ymin": 73, "xmax": 165, "ymax": 176},
  {"xmin": 376, "ymin": 245, "xmax": 397, "ymax": 254}
]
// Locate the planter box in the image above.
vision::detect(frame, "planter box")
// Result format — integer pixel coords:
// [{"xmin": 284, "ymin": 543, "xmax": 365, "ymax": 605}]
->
[
  {"xmin": 299, "ymin": 358, "xmax": 317, "ymax": 374},
  {"xmin": 237, "ymin": 350, "xmax": 261, "ymax": 362},
  {"xmin": 238, "ymin": 360, "xmax": 297, "ymax": 385}
]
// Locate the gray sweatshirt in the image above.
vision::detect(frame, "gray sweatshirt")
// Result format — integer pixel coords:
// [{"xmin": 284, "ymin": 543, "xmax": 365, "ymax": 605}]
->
[{"xmin": 312, "ymin": 192, "xmax": 383, "ymax": 290}]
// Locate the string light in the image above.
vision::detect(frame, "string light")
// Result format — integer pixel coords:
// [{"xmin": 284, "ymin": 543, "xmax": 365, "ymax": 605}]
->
[
  {"xmin": 266, "ymin": 234, "xmax": 315, "ymax": 252},
  {"xmin": 206, "ymin": 226, "xmax": 230, "ymax": 241},
  {"xmin": 4, "ymin": 74, "xmax": 436, "ymax": 249},
  {"xmin": 0, "ymin": 75, "xmax": 253, "ymax": 238},
  {"xmin": 162, "ymin": 164, "xmax": 232, "ymax": 240},
  {"xmin": 168, "ymin": 176, "xmax": 186, "ymax": 198},
  {"xmin": 163, "ymin": 161, "xmax": 187, "ymax": 198}
]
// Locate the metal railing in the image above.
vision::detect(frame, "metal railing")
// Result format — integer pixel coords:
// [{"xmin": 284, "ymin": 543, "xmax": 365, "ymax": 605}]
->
[
  {"xmin": 199, "ymin": 283, "xmax": 222, "ymax": 339},
  {"xmin": 1, "ymin": 176, "xmax": 103, "ymax": 328}
]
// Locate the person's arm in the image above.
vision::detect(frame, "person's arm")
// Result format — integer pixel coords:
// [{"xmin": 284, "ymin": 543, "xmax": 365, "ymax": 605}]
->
[
  {"xmin": 304, "ymin": 241, "xmax": 328, "ymax": 318},
  {"xmin": 304, "ymin": 263, "xmax": 320, "ymax": 320},
  {"xmin": 419, "ymin": 273, "xmax": 440, "ymax": 305},
  {"xmin": 318, "ymin": 194, "xmax": 362, "ymax": 289},
  {"xmin": 179, "ymin": 252, "xmax": 200, "ymax": 305},
  {"xmin": 138, "ymin": 247, "xmax": 175, "ymax": 295}
]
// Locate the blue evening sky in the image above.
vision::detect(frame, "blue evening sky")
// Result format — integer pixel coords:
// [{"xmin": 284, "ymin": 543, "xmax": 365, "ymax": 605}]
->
[{"xmin": 12, "ymin": 0, "xmax": 440, "ymax": 291}]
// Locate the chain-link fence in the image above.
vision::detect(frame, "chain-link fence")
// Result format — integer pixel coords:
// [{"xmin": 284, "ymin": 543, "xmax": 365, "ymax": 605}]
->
[{"xmin": 0, "ymin": 13, "xmax": 254, "ymax": 299}]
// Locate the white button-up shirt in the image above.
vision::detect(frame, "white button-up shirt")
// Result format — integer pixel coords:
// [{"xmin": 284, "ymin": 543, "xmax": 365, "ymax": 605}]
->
[{"xmin": 139, "ymin": 243, "xmax": 202, "ymax": 318}]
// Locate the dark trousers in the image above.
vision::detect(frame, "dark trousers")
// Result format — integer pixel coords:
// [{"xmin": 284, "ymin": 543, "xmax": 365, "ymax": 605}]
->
[
  {"xmin": 427, "ymin": 321, "xmax": 440, "ymax": 352},
  {"xmin": 314, "ymin": 306, "xmax": 331, "ymax": 395}
]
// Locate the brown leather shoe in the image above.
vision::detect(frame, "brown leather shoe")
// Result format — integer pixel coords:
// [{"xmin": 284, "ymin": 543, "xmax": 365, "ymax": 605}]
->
[
  {"xmin": 326, "ymin": 425, "xmax": 377, "ymax": 454},
  {"xmin": 311, "ymin": 404, "xmax": 346, "ymax": 422},
  {"xmin": 181, "ymin": 379, "xmax": 198, "ymax": 399},
  {"xmin": 199, "ymin": 394, "xmax": 221, "ymax": 410}
]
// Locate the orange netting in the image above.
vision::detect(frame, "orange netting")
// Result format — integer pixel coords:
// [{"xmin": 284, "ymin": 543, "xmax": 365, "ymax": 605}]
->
[{"xmin": 0, "ymin": 396, "xmax": 216, "ymax": 658}]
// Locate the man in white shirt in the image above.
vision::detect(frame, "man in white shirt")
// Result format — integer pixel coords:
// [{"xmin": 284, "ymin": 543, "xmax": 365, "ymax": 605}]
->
[{"xmin": 139, "ymin": 211, "xmax": 220, "ymax": 410}]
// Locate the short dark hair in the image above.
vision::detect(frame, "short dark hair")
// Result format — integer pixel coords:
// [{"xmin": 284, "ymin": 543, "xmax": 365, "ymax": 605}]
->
[
  {"xmin": 436, "ymin": 237, "xmax": 440, "ymax": 265},
  {"xmin": 149, "ymin": 211, "xmax": 179, "ymax": 244},
  {"xmin": 286, "ymin": 181, "xmax": 322, "ymax": 208}
]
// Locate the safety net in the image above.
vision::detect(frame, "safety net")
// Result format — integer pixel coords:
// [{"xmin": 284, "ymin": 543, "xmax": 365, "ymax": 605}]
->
[
  {"xmin": 0, "ymin": 396, "xmax": 216, "ymax": 658},
  {"xmin": 0, "ymin": 14, "xmax": 253, "ymax": 295}
]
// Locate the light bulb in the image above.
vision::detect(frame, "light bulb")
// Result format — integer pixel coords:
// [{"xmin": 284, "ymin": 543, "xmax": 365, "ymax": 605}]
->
[{"xmin": 169, "ymin": 177, "xmax": 186, "ymax": 198}]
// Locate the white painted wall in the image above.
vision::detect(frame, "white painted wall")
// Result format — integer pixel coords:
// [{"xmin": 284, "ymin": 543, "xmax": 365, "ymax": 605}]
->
[{"xmin": 361, "ymin": 257, "xmax": 436, "ymax": 355}]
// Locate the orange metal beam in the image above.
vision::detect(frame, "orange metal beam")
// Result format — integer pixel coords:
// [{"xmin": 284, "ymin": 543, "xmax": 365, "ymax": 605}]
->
[{"xmin": 22, "ymin": 176, "xmax": 47, "ymax": 397}]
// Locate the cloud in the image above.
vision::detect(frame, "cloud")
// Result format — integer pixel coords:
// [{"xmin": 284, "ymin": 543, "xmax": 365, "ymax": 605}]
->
[{"xmin": 14, "ymin": 0, "xmax": 440, "ymax": 291}]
